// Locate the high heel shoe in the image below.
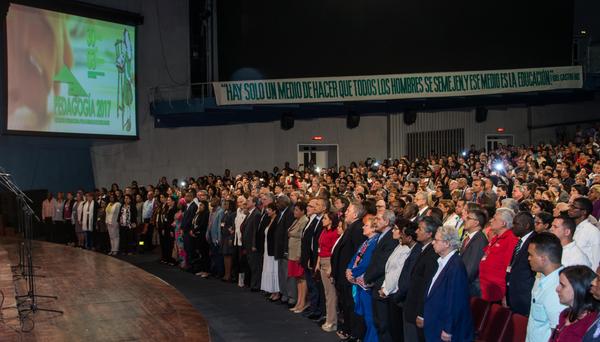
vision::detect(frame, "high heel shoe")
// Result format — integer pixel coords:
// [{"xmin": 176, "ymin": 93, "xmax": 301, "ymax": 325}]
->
[{"xmin": 293, "ymin": 304, "xmax": 310, "ymax": 313}]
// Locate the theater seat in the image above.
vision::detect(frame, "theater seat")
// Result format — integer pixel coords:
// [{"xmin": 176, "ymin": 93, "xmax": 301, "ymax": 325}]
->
[
  {"xmin": 470, "ymin": 297, "xmax": 491, "ymax": 337},
  {"xmin": 476, "ymin": 304, "xmax": 511, "ymax": 342},
  {"xmin": 500, "ymin": 313, "xmax": 528, "ymax": 342}
]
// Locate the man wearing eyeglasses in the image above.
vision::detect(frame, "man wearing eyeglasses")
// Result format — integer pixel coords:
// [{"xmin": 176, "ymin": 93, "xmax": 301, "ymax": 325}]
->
[
  {"xmin": 459, "ymin": 209, "xmax": 488, "ymax": 297},
  {"xmin": 568, "ymin": 198, "xmax": 600, "ymax": 268}
]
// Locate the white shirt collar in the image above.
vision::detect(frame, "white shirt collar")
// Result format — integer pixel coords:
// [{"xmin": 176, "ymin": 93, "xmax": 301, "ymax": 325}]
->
[
  {"xmin": 520, "ymin": 230, "xmax": 534, "ymax": 243},
  {"xmin": 437, "ymin": 249, "xmax": 457, "ymax": 266}
]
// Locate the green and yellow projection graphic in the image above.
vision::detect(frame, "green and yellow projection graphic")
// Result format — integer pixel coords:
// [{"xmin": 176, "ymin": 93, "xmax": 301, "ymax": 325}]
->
[{"xmin": 6, "ymin": 4, "xmax": 136, "ymax": 136}]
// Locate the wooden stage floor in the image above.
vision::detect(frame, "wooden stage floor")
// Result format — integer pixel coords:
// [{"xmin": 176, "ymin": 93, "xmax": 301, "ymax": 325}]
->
[{"xmin": 0, "ymin": 238, "xmax": 210, "ymax": 341}]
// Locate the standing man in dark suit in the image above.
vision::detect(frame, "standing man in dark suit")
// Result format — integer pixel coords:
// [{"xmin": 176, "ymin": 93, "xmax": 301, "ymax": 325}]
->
[
  {"xmin": 505, "ymin": 211, "xmax": 537, "ymax": 316},
  {"xmin": 390, "ymin": 221, "xmax": 422, "ymax": 341},
  {"xmin": 242, "ymin": 195, "xmax": 261, "ymax": 291},
  {"xmin": 460, "ymin": 208, "xmax": 489, "ymax": 297},
  {"xmin": 181, "ymin": 189, "xmax": 198, "ymax": 271},
  {"xmin": 404, "ymin": 216, "xmax": 440, "ymax": 342},
  {"xmin": 273, "ymin": 195, "xmax": 295, "ymax": 305},
  {"xmin": 331, "ymin": 201, "xmax": 366, "ymax": 341},
  {"xmin": 365, "ymin": 210, "xmax": 399, "ymax": 342},
  {"xmin": 301, "ymin": 198, "xmax": 324, "ymax": 320},
  {"xmin": 424, "ymin": 225, "xmax": 473, "ymax": 342}
]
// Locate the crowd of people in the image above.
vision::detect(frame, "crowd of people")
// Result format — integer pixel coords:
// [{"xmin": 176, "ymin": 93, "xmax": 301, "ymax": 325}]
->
[{"xmin": 39, "ymin": 132, "xmax": 600, "ymax": 342}]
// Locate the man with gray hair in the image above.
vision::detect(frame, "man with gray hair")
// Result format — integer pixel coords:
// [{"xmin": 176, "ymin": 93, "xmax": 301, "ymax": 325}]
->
[
  {"xmin": 424, "ymin": 225, "xmax": 473, "ymax": 341},
  {"xmin": 501, "ymin": 198, "xmax": 520, "ymax": 214},
  {"xmin": 365, "ymin": 210, "xmax": 399, "ymax": 342},
  {"xmin": 479, "ymin": 207, "xmax": 520, "ymax": 302}
]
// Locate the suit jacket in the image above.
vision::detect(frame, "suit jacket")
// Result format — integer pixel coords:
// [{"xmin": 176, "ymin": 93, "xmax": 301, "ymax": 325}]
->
[
  {"xmin": 331, "ymin": 219, "xmax": 366, "ymax": 286},
  {"xmin": 404, "ymin": 243, "xmax": 439, "ymax": 323},
  {"xmin": 266, "ymin": 218, "xmax": 277, "ymax": 256},
  {"xmin": 241, "ymin": 208, "xmax": 260, "ymax": 252},
  {"xmin": 392, "ymin": 242, "xmax": 423, "ymax": 305},
  {"xmin": 364, "ymin": 229, "xmax": 399, "ymax": 295},
  {"xmin": 301, "ymin": 216, "xmax": 322, "ymax": 269},
  {"xmin": 273, "ymin": 206, "xmax": 295, "ymax": 259},
  {"xmin": 424, "ymin": 252, "xmax": 474, "ymax": 342},
  {"xmin": 287, "ymin": 215, "xmax": 308, "ymax": 261},
  {"xmin": 181, "ymin": 201, "xmax": 198, "ymax": 233},
  {"xmin": 460, "ymin": 230, "xmax": 488, "ymax": 297},
  {"xmin": 310, "ymin": 219, "xmax": 324, "ymax": 269},
  {"xmin": 256, "ymin": 210, "xmax": 270, "ymax": 254},
  {"xmin": 506, "ymin": 232, "xmax": 537, "ymax": 316}
]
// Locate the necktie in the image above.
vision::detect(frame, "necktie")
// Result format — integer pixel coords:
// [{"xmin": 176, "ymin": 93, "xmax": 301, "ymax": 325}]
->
[
  {"xmin": 460, "ymin": 234, "xmax": 471, "ymax": 254},
  {"xmin": 511, "ymin": 239, "xmax": 523, "ymax": 265}
]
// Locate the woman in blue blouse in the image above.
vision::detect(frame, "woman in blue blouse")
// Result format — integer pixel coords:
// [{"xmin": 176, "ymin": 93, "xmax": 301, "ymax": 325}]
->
[{"xmin": 346, "ymin": 216, "xmax": 381, "ymax": 342}]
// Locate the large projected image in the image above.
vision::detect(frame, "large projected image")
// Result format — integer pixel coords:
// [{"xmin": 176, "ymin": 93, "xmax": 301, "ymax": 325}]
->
[{"xmin": 5, "ymin": 3, "xmax": 136, "ymax": 137}]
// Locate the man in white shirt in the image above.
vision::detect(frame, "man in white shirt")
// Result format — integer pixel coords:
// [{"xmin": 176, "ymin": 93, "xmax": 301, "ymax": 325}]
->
[
  {"xmin": 526, "ymin": 233, "xmax": 566, "ymax": 342},
  {"xmin": 550, "ymin": 216, "xmax": 591, "ymax": 267},
  {"xmin": 569, "ymin": 198, "xmax": 600, "ymax": 268}
]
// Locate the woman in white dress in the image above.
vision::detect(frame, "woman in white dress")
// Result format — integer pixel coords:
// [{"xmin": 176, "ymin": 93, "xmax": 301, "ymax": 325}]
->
[{"xmin": 261, "ymin": 203, "xmax": 280, "ymax": 300}]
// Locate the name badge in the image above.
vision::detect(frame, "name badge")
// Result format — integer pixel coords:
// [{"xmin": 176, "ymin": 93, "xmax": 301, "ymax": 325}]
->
[{"xmin": 506, "ymin": 266, "xmax": 512, "ymax": 273}]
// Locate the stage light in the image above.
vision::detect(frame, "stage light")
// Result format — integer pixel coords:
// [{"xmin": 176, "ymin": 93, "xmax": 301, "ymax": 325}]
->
[
  {"xmin": 494, "ymin": 162, "xmax": 504, "ymax": 171},
  {"xmin": 180, "ymin": 181, "xmax": 186, "ymax": 187},
  {"xmin": 461, "ymin": 151, "xmax": 467, "ymax": 157}
]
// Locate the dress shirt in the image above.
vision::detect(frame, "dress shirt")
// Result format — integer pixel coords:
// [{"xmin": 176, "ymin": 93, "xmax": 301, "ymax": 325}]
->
[
  {"xmin": 512, "ymin": 231, "xmax": 534, "ymax": 264},
  {"xmin": 443, "ymin": 213, "xmax": 460, "ymax": 228},
  {"xmin": 526, "ymin": 266, "xmax": 566, "ymax": 342},
  {"xmin": 377, "ymin": 226, "xmax": 392, "ymax": 243},
  {"xmin": 417, "ymin": 206, "xmax": 429, "ymax": 217},
  {"xmin": 428, "ymin": 250, "xmax": 457, "ymax": 295},
  {"xmin": 573, "ymin": 219, "xmax": 600, "ymax": 268},
  {"xmin": 562, "ymin": 241, "xmax": 592, "ymax": 267},
  {"xmin": 42, "ymin": 199, "xmax": 55, "ymax": 219},
  {"xmin": 303, "ymin": 214, "xmax": 318, "ymax": 236},
  {"xmin": 464, "ymin": 230, "xmax": 478, "ymax": 244},
  {"xmin": 233, "ymin": 208, "xmax": 246, "ymax": 246},
  {"xmin": 381, "ymin": 244, "xmax": 411, "ymax": 295},
  {"xmin": 142, "ymin": 199, "xmax": 155, "ymax": 221}
]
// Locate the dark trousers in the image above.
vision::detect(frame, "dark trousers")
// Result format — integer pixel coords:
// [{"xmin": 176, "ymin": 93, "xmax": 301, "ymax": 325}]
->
[
  {"xmin": 232, "ymin": 246, "xmax": 246, "ymax": 278},
  {"xmin": 64, "ymin": 220, "xmax": 75, "ymax": 244},
  {"xmin": 84, "ymin": 231, "xmax": 93, "ymax": 249},
  {"xmin": 139, "ymin": 220, "xmax": 154, "ymax": 252},
  {"xmin": 305, "ymin": 269, "xmax": 322, "ymax": 315},
  {"xmin": 389, "ymin": 301, "xmax": 404, "ymax": 342},
  {"xmin": 337, "ymin": 281, "xmax": 365, "ymax": 338},
  {"xmin": 210, "ymin": 243, "xmax": 224, "ymax": 277},
  {"xmin": 159, "ymin": 229, "xmax": 174, "ymax": 262},
  {"xmin": 43, "ymin": 218, "xmax": 53, "ymax": 242},
  {"xmin": 198, "ymin": 237, "xmax": 211, "ymax": 273},
  {"xmin": 120, "ymin": 227, "xmax": 136, "ymax": 253},
  {"xmin": 53, "ymin": 220, "xmax": 65, "ymax": 243},
  {"xmin": 372, "ymin": 294, "xmax": 393, "ymax": 342},
  {"xmin": 183, "ymin": 232, "xmax": 198, "ymax": 271},
  {"xmin": 247, "ymin": 251, "xmax": 262, "ymax": 290},
  {"xmin": 95, "ymin": 231, "xmax": 110, "ymax": 253}
]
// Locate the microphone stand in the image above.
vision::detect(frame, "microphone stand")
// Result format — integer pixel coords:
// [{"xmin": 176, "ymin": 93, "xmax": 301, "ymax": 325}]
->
[{"xmin": 0, "ymin": 168, "xmax": 63, "ymax": 324}]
